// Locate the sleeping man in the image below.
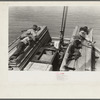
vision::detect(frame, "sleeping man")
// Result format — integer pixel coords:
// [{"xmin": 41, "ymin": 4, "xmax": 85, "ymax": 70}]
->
[{"xmin": 10, "ymin": 25, "xmax": 41, "ymax": 60}]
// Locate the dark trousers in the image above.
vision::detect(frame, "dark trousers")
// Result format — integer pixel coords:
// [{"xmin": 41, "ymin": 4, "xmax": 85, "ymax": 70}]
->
[
  {"xmin": 10, "ymin": 42, "xmax": 26, "ymax": 59},
  {"xmin": 72, "ymin": 49, "xmax": 81, "ymax": 60},
  {"xmin": 66, "ymin": 49, "xmax": 81, "ymax": 64}
]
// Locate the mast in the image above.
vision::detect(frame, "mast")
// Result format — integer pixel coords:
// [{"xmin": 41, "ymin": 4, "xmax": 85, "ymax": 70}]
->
[{"xmin": 59, "ymin": 6, "xmax": 68, "ymax": 49}]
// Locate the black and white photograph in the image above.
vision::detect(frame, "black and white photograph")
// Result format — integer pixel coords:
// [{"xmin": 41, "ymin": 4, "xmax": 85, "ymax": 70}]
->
[
  {"xmin": 0, "ymin": 1, "xmax": 100, "ymax": 98},
  {"xmin": 8, "ymin": 6, "xmax": 100, "ymax": 71}
]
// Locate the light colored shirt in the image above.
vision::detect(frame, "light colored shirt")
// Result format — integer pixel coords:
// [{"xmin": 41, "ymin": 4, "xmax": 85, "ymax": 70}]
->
[
  {"xmin": 26, "ymin": 29, "xmax": 37, "ymax": 37},
  {"xmin": 85, "ymin": 35, "xmax": 90, "ymax": 41},
  {"xmin": 21, "ymin": 37, "xmax": 30, "ymax": 45},
  {"xmin": 72, "ymin": 31, "xmax": 90, "ymax": 42},
  {"xmin": 21, "ymin": 29, "xmax": 37, "ymax": 41}
]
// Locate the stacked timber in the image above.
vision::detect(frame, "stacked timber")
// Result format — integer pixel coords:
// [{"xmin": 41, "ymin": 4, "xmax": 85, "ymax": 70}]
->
[{"xmin": 9, "ymin": 26, "xmax": 51, "ymax": 70}]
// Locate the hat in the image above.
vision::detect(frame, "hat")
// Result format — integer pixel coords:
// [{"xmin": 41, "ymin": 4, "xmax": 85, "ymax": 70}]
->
[
  {"xmin": 79, "ymin": 26, "xmax": 88, "ymax": 31},
  {"xmin": 79, "ymin": 31, "xmax": 86, "ymax": 38},
  {"xmin": 83, "ymin": 26, "xmax": 88, "ymax": 30},
  {"xmin": 33, "ymin": 25, "xmax": 37, "ymax": 30}
]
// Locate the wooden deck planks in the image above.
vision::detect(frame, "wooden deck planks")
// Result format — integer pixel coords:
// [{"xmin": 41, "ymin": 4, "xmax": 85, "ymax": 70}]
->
[
  {"xmin": 27, "ymin": 63, "xmax": 52, "ymax": 71},
  {"xmin": 60, "ymin": 26, "xmax": 79, "ymax": 71},
  {"xmin": 75, "ymin": 45, "xmax": 92, "ymax": 71}
]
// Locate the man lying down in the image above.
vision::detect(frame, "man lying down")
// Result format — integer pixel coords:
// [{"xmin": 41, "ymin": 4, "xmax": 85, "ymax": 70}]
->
[{"xmin": 9, "ymin": 25, "xmax": 41, "ymax": 61}]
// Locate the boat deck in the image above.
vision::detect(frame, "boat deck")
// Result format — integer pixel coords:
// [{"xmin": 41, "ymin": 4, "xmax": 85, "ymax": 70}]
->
[
  {"xmin": 8, "ymin": 26, "xmax": 52, "ymax": 70},
  {"xmin": 23, "ymin": 39, "xmax": 69, "ymax": 71},
  {"xmin": 60, "ymin": 44, "xmax": 92, "ymax": 71}
]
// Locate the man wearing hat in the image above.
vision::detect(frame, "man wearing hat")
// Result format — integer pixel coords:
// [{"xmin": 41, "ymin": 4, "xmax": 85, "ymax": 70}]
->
[
  {"xmin": 72, "ymin": 26, "xmax": 91, "ymax": 44},
  {"xmin": 79, "ymin": 26, "xmax": 89, "ymax": 35}
]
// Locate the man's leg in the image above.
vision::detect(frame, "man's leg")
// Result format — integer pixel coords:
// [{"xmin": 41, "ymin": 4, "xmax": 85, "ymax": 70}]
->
[
  {"xmin": 10, "ymin": 42, "xmax": 26, "ymax": 60},
  {"xmin": 64, "ymin": 53, "xmax": 74, "ymax": 70},
  {"xmin": 73, "ymin": 49, "xmax": 81, "ymax": 60}
]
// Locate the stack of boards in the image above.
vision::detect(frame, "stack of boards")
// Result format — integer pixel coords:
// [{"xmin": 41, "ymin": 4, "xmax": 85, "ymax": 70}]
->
[{"xmin": 9, "ymin": 26, "xmax": 51, "ymax": 70}]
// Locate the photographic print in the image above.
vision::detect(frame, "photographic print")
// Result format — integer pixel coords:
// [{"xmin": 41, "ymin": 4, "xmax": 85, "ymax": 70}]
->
[
  {"xmin": 8, "ymin": 6, "xmax": 100, "ymax": 71},
  {"xmin": 0, "ymin": 1, "xmax": 100, "ymax": 98}
]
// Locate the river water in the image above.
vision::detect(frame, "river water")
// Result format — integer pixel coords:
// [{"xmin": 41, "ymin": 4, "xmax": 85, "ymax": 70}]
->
[{"xmin": 9, "ymin": 6, "xmax": 100, "ymax": 48}]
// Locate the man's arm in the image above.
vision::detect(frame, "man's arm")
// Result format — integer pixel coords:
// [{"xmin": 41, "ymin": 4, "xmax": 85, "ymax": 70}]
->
[
  {"xmin": 82, "ymin": 43, "xmax": 91, "ymax": 48},
  {"xmin": 81, "ymin": 41, "xmax": 93, "ymax": 48},
  {"xmin": 28, "ymin": 34, "xmax": 36, "ymax": 41},
  {"xmin": 20, "ymin": 30, "xmax": 31, "ymax": 39},
  {"xmin": 84, "ymin": 37, "xmax": 95, "ymax": 47}
]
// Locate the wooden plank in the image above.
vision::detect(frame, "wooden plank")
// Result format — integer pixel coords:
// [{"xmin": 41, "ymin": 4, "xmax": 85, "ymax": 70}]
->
[
  {"xmin": 95, "ymin": 46, "xmax": 100, "ymax": 55},
  {"xmin": 75, "ymin": 29, "xmax": 93, "ymax": 71},
  {"xmin": 75, "ymin": 45, "xmax": 91, "ymax": 71},
  {"xmin": 60, "ymin": 27, "xmax": 93, "ymax": 71},
  {"xmin": 95, "ymin": 57, "xmax": 100, "ymax": 71},
  {"xmin": 60, "ymin": 26, "xmax": 79, "ymax": 71},
  {"xmin": 28, "ymin": 63, "xmax": 50, "ymax": 71},
  {"xmin": 24, "ymin": 62, "xmax": 33, "ymax": 71},
  {"xmin": 9, "ymin": 47, "xmax": 17, "ymax": 58},
  {"xmin": 24, "ymin": 62, "xmax": 52, "ymax": 71},
  {"xmin": 46, "ymin": 65, "xmax": 53, "ymax": 71}
]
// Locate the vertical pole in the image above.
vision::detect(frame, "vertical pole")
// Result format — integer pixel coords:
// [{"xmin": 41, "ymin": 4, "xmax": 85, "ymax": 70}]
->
[
  {"xmin": 59, "ymin": 6, "xmax": 68, "ymax": 50},
  {"xmin": 91, "ymin": 46, "xmax": 96, "ymax": 71}
]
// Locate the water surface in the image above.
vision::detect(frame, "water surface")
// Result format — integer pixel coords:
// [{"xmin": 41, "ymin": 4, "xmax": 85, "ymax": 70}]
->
[{"xmin": 9, "ymin": 6, "xmax": 100, "ymax": 48}]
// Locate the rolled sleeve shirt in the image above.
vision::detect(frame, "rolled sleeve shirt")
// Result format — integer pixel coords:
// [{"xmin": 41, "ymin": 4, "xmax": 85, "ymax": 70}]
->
[{"xmin": 21, "ymin": 29, "xmax": 37, "ymax": 41}]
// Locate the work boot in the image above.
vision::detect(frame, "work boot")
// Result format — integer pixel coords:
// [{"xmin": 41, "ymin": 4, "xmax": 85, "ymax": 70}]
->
[
  {"xmin": 66, "ymin": 66, "xmax": 75, "ymax": 71},
  {"xmin": 64, "ymin": 65, "xmax": 75, "ymax": 71},
  {"xmin": 95, "ymin": 55, "xmax": 99, "ymax": 59},
  {"xmin": 64, "ymin": 65, "xmax": 70, "ymax": 71}
]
